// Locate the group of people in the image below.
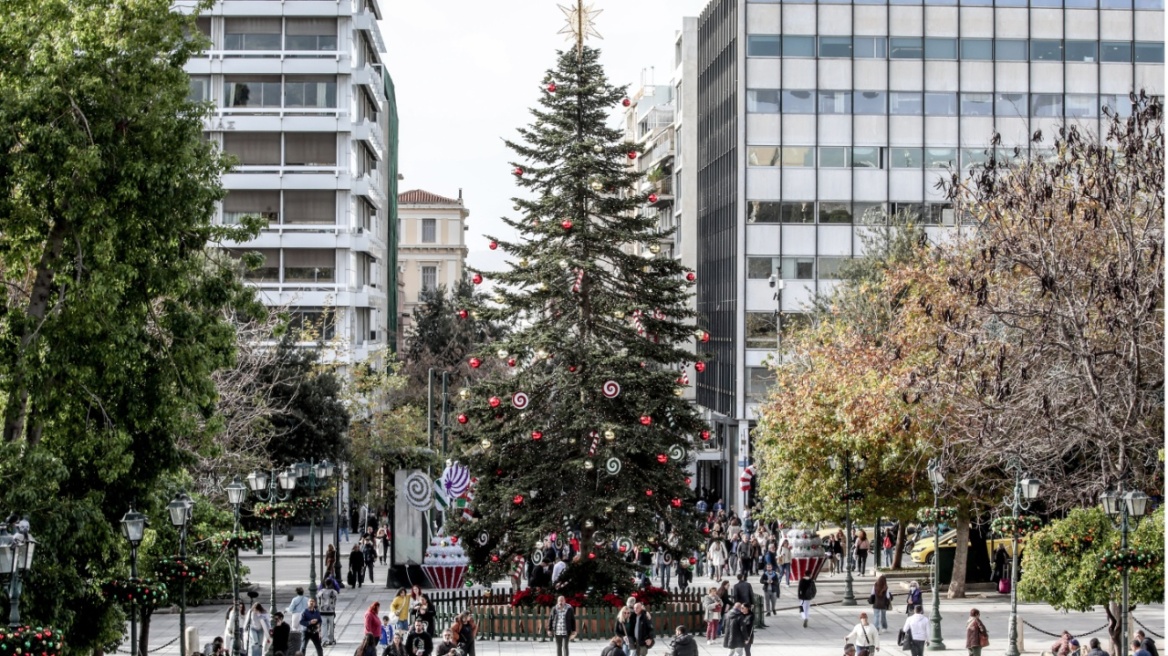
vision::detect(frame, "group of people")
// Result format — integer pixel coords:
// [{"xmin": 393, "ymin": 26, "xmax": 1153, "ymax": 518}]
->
[
  {"xmin": 353, "ymin": 589, "xmax": 477, "ymax": 656},
  {"xmin": 1049, "ymin": 629, "xmax": 1160, "ymax": 656}
]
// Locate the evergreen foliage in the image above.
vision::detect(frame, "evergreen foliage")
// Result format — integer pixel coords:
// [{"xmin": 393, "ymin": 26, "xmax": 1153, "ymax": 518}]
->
[{"xmin": 447, "ymin": 47, "xmax": 705, "ymax": 594}]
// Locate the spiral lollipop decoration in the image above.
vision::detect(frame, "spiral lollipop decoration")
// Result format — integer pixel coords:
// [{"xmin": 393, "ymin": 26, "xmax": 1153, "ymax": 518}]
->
[
  {"xmin": 441, "ymin": 462, "xmax": 472, "ymax": 498},
  {"xmin": 511, "ymin": 392, "xmax": 530, "ymax": 410},
  {"xmin": 531, "ymin": 549, "xmax": 544, "ymax": 565},
  {"xmin": 593, "ymin": 531, "xmax": 606, "ymax": 546},
  {"xmin": 668, "ymin": 445, "xmax": 686, "ymax": 461},
  {"xmin": 477, "ymin": 532, "xmax": 490, "ymax": 546},
  {"xmin": 404, "ymin": 471, "xmax": 434, "ymax": 511},
  {"xmin": 605, "ymin": 457, "xmax": 622, "ymax": 475},
  {"xmin": 615, "ymin": 536, "xmax": 634, "ymax": 553},
  {"xmin": 602, "ymin": 381, "xmax": 621, "ymax": 399}
]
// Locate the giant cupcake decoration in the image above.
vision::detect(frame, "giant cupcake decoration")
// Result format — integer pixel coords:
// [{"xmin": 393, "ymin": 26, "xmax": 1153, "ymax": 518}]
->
[
  {"xmin": 423, "ymin": 533, "xmax": 469, "ymax": 589},
  {"xmin": 787, "ymin": 528, "xmax": 828, "ymax": 581}
]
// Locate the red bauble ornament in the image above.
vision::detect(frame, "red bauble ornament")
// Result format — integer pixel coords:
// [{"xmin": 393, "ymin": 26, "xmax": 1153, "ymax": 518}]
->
[
  {"xmin": 472, "ymin": 273, "xmax": 484, "ymax": 285},
  {"xmin": 458, "ymin": 309, "xmax": 469, "ymax": 319},
  {"xmin": 648, "ymin": 193, "xmax": 659, "ymax": 203},
  {"xmin": 700, "ymin": 331, "xmax": 710, "ymax": 343},
  {"xmin": 489, "ymin": 241, "xmax": 498, "ymax": 250},
  {"xmin": 547, "ymin": 83, "xmax": 557, "ymax": 93},
  {"xmin": 618, "ymin": 545, "xmax": 628, "ymax": 553},
  {"xmin": 671, "ymin": 498, "xmax": 682, "ymax": 508},
  {"xmin": 588, "ymin": 552, "xmax": 596, "ymax": 559},
  {"xmin": 701, "ymin": 430, "xmax": 711, "ymax": 441},
  {"xmin": 495, "ymin": 469, "xmax": 503, "ymax": 475},
  {"xmin": 685, "ymin": 477, "xmax": 692, "ymax": 485},
  {"xmin": 656, "ymin": 454, "xmax": 668, "ymax": 464},
  {"xmin": 695, "ymin": 361, "xmax": 706, "ymax": 373},
  {"xmin": 513, "ymin": 167, "xmax": 524, "ymax": 177},
  {"xmin": 457, "ymin": 414, "xmax": 468, "ymax": 424},
  {"xmin": 561, "ymin": 220, "xmax": 573, "ymax": 230},
  {"xmin": 469, "ymin": 357, "xmax": 482, "ymax": 369},
  {"xmin": 507, "ymin": 358, "xmax": 517, "ymax": 367},
  {"xmin": 686, "ymin": 271, "xmax": 697, "ymax": 282},
  {"xmin": 628, "ymin": 151, "xmax": 638, "ymax": 160},
  {"xmin": 640, "ymin": 415, "xmax": 652, "ymax": 426},
  {"xmin": 645, "ymin": 489, "xmax": 654, "ymax": 496},
  {"xmin": 513, "ymin": 495, "xmax": 524, "ymax": 505},
  {"xmin": 702, "ymin": 526, "xmax": 710, "ymax": 534},
  {"xmin": 621, "ymin": 98, "xmax": 631, "ymax": 107},
  {"xmin": 689, "ymin": 557, "xmax": 698, "ymax": 565},
  {"xmin": 531, "ymin": 430, "xmax": 543, "ymax": 441},
  {"xmin": 491, "ymin": 554, "xmax": 500, "ymax": 562},
  {"xmin": 489, "ymin": 396, "xmax": 501, "ymax": 408},
  {"xmin": 568, "ymin": 365, "xmax": 577, "ymax": 373}
]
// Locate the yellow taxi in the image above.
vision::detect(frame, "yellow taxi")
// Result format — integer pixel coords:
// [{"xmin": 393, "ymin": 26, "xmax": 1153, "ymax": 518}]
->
[{"xmin": 910, "ymin": 529, "xmax": 1024, "ymax": 564}]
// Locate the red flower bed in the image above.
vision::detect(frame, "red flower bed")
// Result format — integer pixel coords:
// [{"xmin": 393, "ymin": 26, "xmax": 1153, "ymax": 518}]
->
[{"xmin": 508, "ymin": 588, "xmax": 593, "ymax": 608}]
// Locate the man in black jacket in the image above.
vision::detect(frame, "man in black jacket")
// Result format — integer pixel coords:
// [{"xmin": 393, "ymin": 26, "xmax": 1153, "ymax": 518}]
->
[
  {"xmin": 797, "ymin": 571, "xmax": 817, "ymax": 628},
  {"xmin": 721, "ymin": 603, "xmax": 754, "ymax": 656},
  {"xmin": 270, "ymin": 612, "xmax": 291, "ymax": 656},
  {"xmin": 759, "ymin": 564, "xmax": 781, "ymax": 616},
  {"xmin": 667, "ymin": 626, "xmax": 698, "ymax": 656},
  {"xmin": 362, "ymin": 538, "xmax": 378, "ymax": 584},
  {"xmin": 406, "ymin": 620, "xmax": 433, "ymax": 656},
  {"xmin": 624, "ymin": 603, "xmax": 654, "ymax": 656},
  {"xmin": 299, "ymin": 599, "xmax": 324, "ymax": 656},
  {"xmin": 1138, "ymin": 631, "xmax": 1160, "ymax": 656},
  {"xmin": 545, "ymin": 596, "xmax": 577, "ymax": 656},
  {"xmin": 349, "ymin": 543, "xmax": 366, "ymax": 587},
  {"xmin": 731, "ymin": 574, "xmax": 754, "ymax": 609}
]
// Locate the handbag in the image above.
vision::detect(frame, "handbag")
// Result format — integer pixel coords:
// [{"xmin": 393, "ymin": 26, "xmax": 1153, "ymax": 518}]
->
[
  {"xmin": 867, "ymin": 593, "xmax": 876, "ymax": 605},
  {"xmin": 979, "ymin": 623, "xmax": 989, "ymax": 647},
  {"xmin": 897, "ymin": 629, "xmax": 907, "ymax": 648},
  {"xmin": 979, "ymin": 633, "xmax": 990, "ymax": 647}
]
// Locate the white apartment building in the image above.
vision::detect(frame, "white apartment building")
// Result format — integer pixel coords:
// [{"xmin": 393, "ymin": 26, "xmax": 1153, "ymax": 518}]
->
[
  {"xmin": 397, "ymin": 189, "xmax": 470, "ymax": 346},
  {"xmin": 693, "ymin": 0, "xmax": 1164, "ymax": 511},
  {"xmin": 178, "ymin": 0, "xmax": 396, "ymax": 366}
]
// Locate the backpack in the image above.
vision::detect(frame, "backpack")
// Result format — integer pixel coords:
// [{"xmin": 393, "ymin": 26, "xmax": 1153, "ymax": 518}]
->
[{"xmin": 883, "ymin": 535, "xmax": 893, "ymax": 549}]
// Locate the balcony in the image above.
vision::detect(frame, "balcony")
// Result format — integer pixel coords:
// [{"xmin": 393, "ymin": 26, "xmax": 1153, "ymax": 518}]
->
[
  {"xmin": 352, "ymin": 63, "xmax": 387, "ymax": 108},
  {"xmin": 351, "ymin": 169, "xmax": 386, "ymax": 208},
  {"xmin": 352, "ymin": 9, "xmax": 387, "ymax": 54},
  {"xmin": 351, "ymin": 118, "xmax": 385, "ymax": 161}
]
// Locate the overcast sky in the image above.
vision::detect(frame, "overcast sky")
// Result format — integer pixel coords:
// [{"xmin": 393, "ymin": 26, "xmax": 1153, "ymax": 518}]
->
[{"xmin": 383, "ymin": 1, "xmax": 710, "ymax": 272}]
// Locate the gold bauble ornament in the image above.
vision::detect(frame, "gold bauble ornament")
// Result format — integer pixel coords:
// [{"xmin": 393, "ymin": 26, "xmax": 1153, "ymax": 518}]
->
[
  {"xmin": 649, "ymin": 243, "xmax": 661, "ymax": 254},
  {"xmin": 584, "ymin": 460, "xmax": 594, "ymax": 470},
  {"xmin": 459, "ymin": 389, "xmax": 470, "ymax": 399},
  {"xmin": 604, "ymin": 429, "xmax": 616, "ymax": 441},
  {"xmin": 480, "ymin": 439, "xmax": 492, "ymax": 449}
]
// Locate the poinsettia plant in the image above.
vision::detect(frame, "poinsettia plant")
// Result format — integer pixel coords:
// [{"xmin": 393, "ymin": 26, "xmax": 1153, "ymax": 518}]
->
[
  {"xmin": 509, "ymin": 588, "xmax": 587, "ymax": 608},
  {"xmin": 0, "ymin": 626, "xmax": 64, "ymax": 656}
]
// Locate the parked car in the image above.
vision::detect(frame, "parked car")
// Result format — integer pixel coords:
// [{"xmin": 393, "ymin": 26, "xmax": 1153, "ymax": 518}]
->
[{"xmin": 910, "ymin": 529, "xmax": 1024, "ymax": 564}]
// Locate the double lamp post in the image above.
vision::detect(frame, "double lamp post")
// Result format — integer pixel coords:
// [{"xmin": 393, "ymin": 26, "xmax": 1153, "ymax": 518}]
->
[{"xmin": 828, "ymin": 452, "xmax": 865, "ymax": 606}]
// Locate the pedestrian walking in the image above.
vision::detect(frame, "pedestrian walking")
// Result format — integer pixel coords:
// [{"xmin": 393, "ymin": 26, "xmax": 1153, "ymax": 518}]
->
[
  {"xmin": 317, "ymin": 583, "xmax": 339, "ymax": 645},
  {"xmin": 1134, "ymin": 640, "xmax": 1153, "ymax": 656},
  {"xmin": 855, "ymin": 531, "xmax": 870, "ymax": 576},
  {"xmin": 797, "ymin": 570, "xmax": 817, "ymax": 628},
  {"xmin": 377, "ymin": 525, "xmax": 391, "ymax": 565},
  {"xmin": 300, "ymin": 598, "xmax": 325, "ymax": 656},
  {"xmin": 624, "ymin": 603, "xmax": 655, "ymax": 656},
  {"xmin": 601, "ymin": 637, "xmax": 625, "ymax": 656},
  {"xmin": 244, "ymin": 603, "xmax": 271, "ymax": 656},
  {"xmin": 325, "ymin": 544, "xmax": 339, "ymax": 587},
  {"xmin": 435, "ymin": 630, "xmax": 461, "ymax": 656},
  {"xmin": 356, "ymin": 634, "xmax": 380, "ymax": 656},
  {"xmin": 366, "ymin": 602, "xmax": 385, "ymax": 640},
  {"xmin": 363, "ymin": 538, "xmax": 378, "ymax": 584},
  {"xmin": 905, "ymin": 581, "xmax": 922, "ymax": 615},
  {"xmin": 614, "ymin": 607, "xmax": 632, "ymax": 656},
  {"xmin": 964, "ymin": 608, "xmax": 988, "ymax": 656},
  {"xmin": 702, "ymin": 587, "xmax": 723, "ymax": 645},
  {"xmin": 708, "ymin": 541, "xmax": 728, "ymax": 579},
  {"xmin": 716, "ymin": 581, "xmax": 732, "ymax": 638},
  {"xmin": 547, "ymin": 595, "xmax": 578, "ymax": 656},
  {"xmin": 654, "ymin": 547, "xmax": 671, "ymax": 589},
  {"xmin": 844, "ymin": 612, "xmax": 879, "ymax": 656},
  {"xmin": 668, "ymin": 626, "xmax": 698, "ymax": 656},
  {"xmin": 721, "ymin": 603, "xmax": 754, "ymax": 656},
  {"xmin": 882, "ymin": 529, "xmax": 895, "ymax": 568},
  {"xmin": 759, "ymin": 564, "xmax": 780, "ymax": 616},
  {"xmin": 777, "ymin": 539, "xmax": 793, "ymax": 586},
  {"xmin": 1138, "ymin": 630, "xmax": 1160, "ymax": 656},
  {"xmin": 224, "ymin": 601, "xmax": 245, "ymax": 656},
  {"xmin": 870, "ymin": 575, "xmax": 892, "ymax": 632},
  {"xmin": 406, "ymin": 620, "xmax": 433, "ymax": 656},
  {"xmin": 271, "ymin": 612, "xmax": 291, "ymax": 656},
  {"xmin": 286, "ymin": 587, "xmax": 309, "ymax": 632},
  {"xmin": 901, "ymin": 606, "xmax": 929, "ymax": 656},
  {"xmin": 1084, "ymin": 637, "xmax": 1109, "ymax": 656},
  {"xmin": 391, "ymin": 589, "xmax": 411, "ymax": 632},
  {"xmin": 731, "ymin": 574, "xmax": 754, "ymax": 608},
  {"xmin": 455, "ymin": 611, "xmax": 478, "ymax": 656}
]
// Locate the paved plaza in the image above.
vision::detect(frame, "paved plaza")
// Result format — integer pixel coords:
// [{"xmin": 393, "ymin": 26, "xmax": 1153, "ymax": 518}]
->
[{"xmin": 135, "ymin": 529, "xmax": 1164, "ymax": 656}]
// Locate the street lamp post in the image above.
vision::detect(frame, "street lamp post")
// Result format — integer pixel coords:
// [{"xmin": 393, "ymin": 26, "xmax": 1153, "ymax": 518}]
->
[
  {"xmin": 225, "ymin": 477, "xmax": 248, "ymax": 656},
  {"xmin": 167, "ymin": 493, "xmax": 194, "ymax": 656},
  {"xmin": 926, "ymin": 459, "xmax": 946, "ymax": 651},
  {"xmin": 829, "ymin": 453, "xmax": 865, "ymax": 606},
  {"xmin": 120, "ymin": 507, "xmax": 148, "ymax": 656},
  {"xmin": 295, "ymin": 460, "xmax": 333, "ymax": 598},
  {"xmin": 1100, "ymin": 488, "xmax": 1149, "ymax": 655},
  {"xmin": 247, "ymin": 467, "xmax": 298, "ymax": 611},
  {"xmin": 1004, "ymin": 461, "xmax": 1040, "ymax": 656},
  {"xmin": 0, "ymin": 517, "xmax": 37, "ymax": 629}
]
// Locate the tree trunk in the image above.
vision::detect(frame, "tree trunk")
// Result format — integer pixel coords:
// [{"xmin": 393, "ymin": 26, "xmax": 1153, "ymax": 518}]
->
[
  {"xmin": 1106, "ymin": 601, "xmax": 1121, "ymax": 656},
  {"xmin": 139, "ymin": 607, "xmax": 153, "ymax": 656},
  {"xmin": 892, "ymin": 523, "xmax": 907, "ymax": 569},
  {"xmin": 947, "ymin": 505, "xmax": 970, "ymax": 598}
]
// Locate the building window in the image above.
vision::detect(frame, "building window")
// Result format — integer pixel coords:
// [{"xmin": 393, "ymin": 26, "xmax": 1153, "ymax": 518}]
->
[
  {"xmin": 747, "ymin": 35, "xmax": 781, "ymax": 57},
  {"xmin": 284, "ymin": 133, "xmax": 337, "ymax": 166},
  {"xmin": 1101, "ymin": 94, "xmax": 1133, "ymax": 118},
  {"xmin": 284, "ymin": 249, "xmax": 335, "ymax": 282},
  {"xmin": 818, "ymin": 257, "xmax": 850, "ymax": 279},
  {"xmin": 747, "ymin": 366, "xmax": 777, "ymax": 399},
  {"xmin": 285, "ymin": 18, "xmax": 338, "ymax": 51},
  {"xmin": 1065, "ymin": 40, "xmax": 1097, "ymax": 62},
  {"xmin": 853, "ymin": 37, "xmax": 887, "ymax": 58},
  {"xmin": 819, "ymin": 147, "xmax": 849, "ymax": 168},
  {"xmin": 422, "ymin": 218, "xmax": 437, "ymax": 243},
  {"xmin": 996, "ymin": 39, "xmax": 1028, "ymax": 61},
  {"xmin": 961, "ymin": 93, "xmax": 994, "ymax": 116},
  {"xmin": 1030, "ymin": 94, "xmax": 1063, "ymax": 117},
  {"xmin": 925, "ymin": 93, "xmax": 958, "ymax": 116},
  {"xmin": 819, "ymin": 36, "xmax": 853, "ymax": 57},
  {"xmin": 747, "ymin": 257, "xmax": 778, "ymax": 279},
  {"xmin": 961, "ymin": 39, "xmax": 993, "ymax": 60},
  {"xmin": 781, "ymin": 202, "xmax": 816, "ymax": 224},
  {"xmin": 1065, "ymin": 94, "xmax": 1099, "ymax": 118},
  {"xmin": 745, "ymin": 313, "xmax": 779, "ymax": 349},
  {"xmin": 891, "ymin": 147, "xmax": 924, "ymax": 168},
  {"xmin": 747, "ymin": 202, "xmax": 782, "ymax": 224},
  {"xmin": 854, "ymin": 202, "xmax": 888, "ymax": 224},
  {"xmin": 747, "ymin": 147, "xmax": 780, "ymax": 167},
  {"xmin": 1031, "ymin": 40, "xmax": 1064, "ymax": 61},
  {"xmin": 223, "ymin": 17, "xmax": 281, "ymax": 51},
  {"xmin": 287, "ymin": 308, "xmax": 336, "ymax": 340},
  {"xmin": 818, "ymin": 91, "xmax": 852, "ymax": 114},
  {"xmin": 996, "ymin": 93, "xmax": 1028, "ymax": 117},
  {"xmin": 188, "ymin": 77, "xmax": 209, "ymax": 103},
  {"xmin": 890, "ymin": 92, "xmax": 923, "ymax": 115},
  {"xmin": 961, "ymin": 148, "xmax": 991, "ymax": 170},
  {"xmin": 819, "ymin": 202, "xmax": 852, "ymax": 224},
  {"xmin": 928, "ymin": 203, "xmax": 956, "ymax": 226},
  {"xmin": 780, "ymin": 257, "xmax": 815, "ymax": 280},
  {"xmin": 421, "ymin": 266, "xmax": 437, "ymax": 293},
  {"xmin": 224, "ymin": 78, "xmax": 282, "ymax": 107},
  {"xmin": 1136, "ymin": 42, "xmax": 1165, "ymax": 63},
  {"xmin": 890, "ymin": 38, "xmax": 924, "ymax": 59},
  {"xmin": 283, "ymin": 190, "xmax": 337, "ymax": 224},
  {"xmin": 782, "ymin": 36, "xmax": 815, "ymax": 57},
  {"xmin": 747, "ymin": 89, "xmax": 781, "ymax": 113},
  {"xmin": 223, "ymin": 132, "xmax": 281, "ymax": 166},
  {"xmin": 285, "ymin": 77, "xmax": 337, "ymax": 108},
  {"xmin": 925, "ymin": 38, "xmax": 958, "ymax": 60},
  {"xmin": 924, "ymin": 148, "xmax": 957, "ymax": 169},
  {"xmin": 854, "ymin": 91, "xmax": 886, "ymax": 115},
  {"xmin": 782, "ymin": 147, "xmax": 815, "ymax": 167},
  {"xmin": 781, "ymin": 90, "xmax": 815, "ymax": 114},
  {"xmin": 851, "ymin": 147, "xmax": 883, "ymax": 169}
]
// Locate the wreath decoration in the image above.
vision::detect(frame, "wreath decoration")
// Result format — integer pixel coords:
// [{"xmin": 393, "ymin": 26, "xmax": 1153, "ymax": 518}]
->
[
  {"xmin": 990, "ymin": 515, "xmax": 1043, "ymax": 537},
  {"xmin": 212, "ymin": 530, "xmax": 264, "ymax": 552},
  {"xmin": 253, "ymin": 502, "xmax": 297, "ymax": 521},
  {"xmin": 1099, "ymin": 547, "xmax": 1161, "ymax": 572},
  {"xmin": 155, "ymin": 556, "xmax": 212, "ymax": 584},
  {"xmin": 917, "ymin": 506, "xmax": 958, "ymax": 526},
  {"xmin": 0, "ymin": 626, "xmax": 64, "ymax": 656},
  {"xmin": 101, "ymin": 577, "xmax": 169, "ymax": 607},
  {"xmin": 295, "ymin": 496, "xmax": 329, "ymax": 513}
]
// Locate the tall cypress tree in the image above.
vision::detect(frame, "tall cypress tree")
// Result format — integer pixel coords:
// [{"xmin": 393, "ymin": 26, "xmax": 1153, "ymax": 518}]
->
[{"xmin": 450, "ymin": 46, "xmax": 706, "ymax": 595}]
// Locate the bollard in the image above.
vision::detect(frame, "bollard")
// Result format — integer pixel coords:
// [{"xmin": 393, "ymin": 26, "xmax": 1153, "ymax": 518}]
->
[{"xmin": 185, "ymin": 627, "xmax": 200, "ymax": 656}]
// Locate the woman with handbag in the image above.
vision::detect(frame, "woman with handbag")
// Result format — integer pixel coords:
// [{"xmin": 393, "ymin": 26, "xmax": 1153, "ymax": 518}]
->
[
  {"xmin": 965, "ymin": 608, "xmax": 989, "ymax": 656},
  {"xmin": 905, "ymin": 581, "xmax": 922, "ymax": 615},
  {"xmin": 869, "ymin": 575, "xmax": 893, "ymax": 632},
  {"xmin": 844, "ymin": 612, "xmax": 879, "ymax": 656},
  {"xmin": 702, "ymin": 586, "xmax": 723, "ymax": 645}
]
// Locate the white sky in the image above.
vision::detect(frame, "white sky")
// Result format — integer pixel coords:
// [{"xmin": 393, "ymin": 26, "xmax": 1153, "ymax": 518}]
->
[{"xmin": 383, "ymin": 0, "xmax": 710, "ymax": 273}]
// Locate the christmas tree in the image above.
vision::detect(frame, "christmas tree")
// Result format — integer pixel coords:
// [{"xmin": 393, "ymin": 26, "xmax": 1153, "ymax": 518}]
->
[{"xmin": 449, "ymin": 44, "xmax": 707, "ymax": 597}]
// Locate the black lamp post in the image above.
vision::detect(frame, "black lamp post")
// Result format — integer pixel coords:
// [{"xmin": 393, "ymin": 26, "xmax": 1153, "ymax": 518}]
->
[
  {"xmin": 294, "ymin": 460, "xmax": 332, "ymax": 598},
  {"xmin": 167, "ymin": 493, "xmax": 193, "ymax": 656},
  {"xmin": 829, "ymin": 452, "xmax": 865, "ymax": 606},
  {"xmin": 926, "ymin": 459, "xmax": 945, "ymax": 651},
  {"xmin": 247, "ymin": 467, "xmax": 298, "ymax": 611},
  {"xmin": 1100, "ymin": 488, "xmax": 1149, "ymax": 656},
  {"xmin": 1004, "ymin": 460, "xmax": 1040, "ymax": 656},
  {"xmin": 0, "ymin": 518, "xmax": 36, "ymax": 629},
  {"xmin": 120, "ymin": 507, "xmax": 147, "ymax": 656},
  {"xmin": 224, "ymin": 477, "xmax": 248, "ymax": 656}
]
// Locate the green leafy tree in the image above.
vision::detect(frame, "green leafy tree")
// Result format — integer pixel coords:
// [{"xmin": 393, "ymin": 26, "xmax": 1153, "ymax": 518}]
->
[
  {"xmin": 447, "ymin": 47, "xmax": 705, "ymax": 595},
  {"xmin": 0, "ymin": 0, "xmax": 264, "ymax": 651},
  {"xmin": 1019, "ymin": 507, "xmax": 1163, "ymax": 653},
  {"xmin": 263, "ymin": 331, "xmax": 351, "ymax": 468}
]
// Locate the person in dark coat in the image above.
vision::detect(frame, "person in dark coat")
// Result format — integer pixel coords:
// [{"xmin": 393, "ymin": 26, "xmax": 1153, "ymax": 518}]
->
[
  {"xmin": 600, "ymin": 637, "xmax": 624, "ymax": 656},
  {"xmin": 668, "ymin": 626, "xmax": 699, "ymax": 656},
  {"xmin": 405, "ymin": 620, "xmax": 433, "ymax": 656},
  {"xmin": 271, "ymin": 612, "xmax": 291, "ymax": 656},
  {"xmin": 546, "ymin": 596, "xmax": 578, "ymax": 656},
  {"xmin": 721, "ymin": 603, "xmax": 754, "ymax": 656},
  {"xmin": 731, "ymin": 574, "xmax": 754, "ymax": 608},
  {"xmin": 797, "ymin": 570, "xmax": 817, "ymax": 628},
  {"xmin": 1138, "ymin": 631, "xmax": 1160, "ymax": 656},
  {"xmin": 623, "ymin": 603, "xmax": 654, "ymax": 656},
  {"xmin": 992, "ymin": 545, "xmax": 1008, "ymax": 582},
  {"xmin": 349, "ymin": 544, "xmax": 366, "ymax": 587}
]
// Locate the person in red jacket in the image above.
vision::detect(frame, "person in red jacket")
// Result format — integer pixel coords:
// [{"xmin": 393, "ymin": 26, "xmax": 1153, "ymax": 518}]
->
[{"xmin": 365, "ymin": 602, "xmax": 384, "ymax": 639}]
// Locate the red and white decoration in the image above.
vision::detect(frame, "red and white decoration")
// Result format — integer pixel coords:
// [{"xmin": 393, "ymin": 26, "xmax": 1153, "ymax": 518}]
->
[
  {"xmin": 422, "ymin": 533, "xmax": 469, "ymax": 590},
  {"xmin": 786, "ymin": 528, "xmax": 829, "ymax": 581},
  {"xmin": 739, "ymin": 464, "xmax": 755, "ymax": 492},
  {"xmin": 511, "ymin": 392, "xmax": 530, "ymax": 410}
]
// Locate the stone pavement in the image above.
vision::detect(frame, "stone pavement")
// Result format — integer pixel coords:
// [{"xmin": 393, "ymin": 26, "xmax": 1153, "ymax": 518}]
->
[{"xmin": 134, "ymin": 528, "xmax": 1164, "ymax": 656}]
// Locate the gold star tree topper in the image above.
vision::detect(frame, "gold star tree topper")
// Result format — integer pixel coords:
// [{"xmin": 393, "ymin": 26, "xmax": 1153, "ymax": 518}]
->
[{"xmin": 558, "ymin": 0, "xmax": 603, "ymax": 56}]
